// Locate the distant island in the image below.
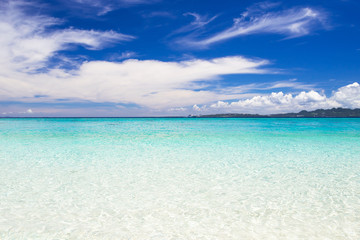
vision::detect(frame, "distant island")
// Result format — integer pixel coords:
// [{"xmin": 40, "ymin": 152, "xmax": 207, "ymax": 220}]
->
[{"xmin": 190, "ymin": 108, "xmax": 360, "ymax": 118}]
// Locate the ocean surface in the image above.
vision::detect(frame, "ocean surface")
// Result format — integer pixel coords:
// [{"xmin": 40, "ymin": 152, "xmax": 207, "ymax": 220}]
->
[{"xmin": 0, "ymin": 118, "xmax": 359, "ymax": 240}]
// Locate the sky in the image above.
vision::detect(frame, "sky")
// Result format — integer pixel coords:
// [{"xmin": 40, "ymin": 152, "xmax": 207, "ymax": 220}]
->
[{"xmin": 0, "ymin": 0, "xmax": 359, "ymax": 117}]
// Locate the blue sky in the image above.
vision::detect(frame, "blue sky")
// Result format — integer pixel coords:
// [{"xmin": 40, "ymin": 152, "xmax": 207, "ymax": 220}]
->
[{"xmin": 0, "ymin": 0, "xmax": 359, "ymax": 116}]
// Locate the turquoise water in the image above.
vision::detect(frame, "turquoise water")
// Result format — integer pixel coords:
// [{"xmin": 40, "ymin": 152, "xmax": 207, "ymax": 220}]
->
[{"xmin": 0, "ymin": 118, "xmax": 359, "ymax": 239}]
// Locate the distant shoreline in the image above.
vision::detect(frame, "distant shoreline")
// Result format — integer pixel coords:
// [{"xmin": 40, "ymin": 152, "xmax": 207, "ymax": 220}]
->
[
  {"xmin": 1, "ymin": 108, "xmax": 360, "ymax": 118},
  {"xmin": 1, "ymin": 117, "xmax": 360, "ymax": 119},
  {"xmin": 191, "ymin": 108, "xmax": 360, "ymax": 118}
]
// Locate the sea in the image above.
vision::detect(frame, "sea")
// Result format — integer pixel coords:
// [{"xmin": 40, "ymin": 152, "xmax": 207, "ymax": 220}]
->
[{"xmin": 0, "ymin": 118, "xmax": 359, "ymax": 239}]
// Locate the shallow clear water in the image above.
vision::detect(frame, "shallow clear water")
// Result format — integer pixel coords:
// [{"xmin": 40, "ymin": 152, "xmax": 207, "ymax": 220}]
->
[{"xmin": 0, "ymin": 118, "xmax": 359, "ymax": 239}]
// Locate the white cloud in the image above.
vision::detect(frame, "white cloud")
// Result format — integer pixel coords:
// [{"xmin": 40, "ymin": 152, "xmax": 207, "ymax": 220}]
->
[
  {"xmin": 195, "ymin": 82, "xmax": 360, "ymax": 114},
  {"xmin": 178, "ymin": 7, "xmax": 326, "ymax": 48},
  {"xmin": 2, "ymin": 108, "xmax": 34, "ymax": 115},
  {"xmin": 217, "ymin": 79, "xmax": 315, "ymax": 95},
  {"xmin": 193, "ymin": 104, "xmax": 204, "ymax": 112},
  {"xmin": 167, "ymin": 12, "xmax": 218, "ymax": 39},
  {"xmin": 331, "ymin": 82, "xmax": 360, "ymax": 108},
  {"xmin": 182, "ymin": 13, "xmax": 217, "ymax": 32},
  {"xmin": 243, "ymin": 1, "xmax": 282, "ymax": 15},
  {"xmin": 0, "ymin": 2, "xmax": 273, "ymax": 112},
  {"xmin": 2, "ymin": 1, "xmax": 357, "ymax": 117},
  {"xmin": 71, "ymin": 0, "xmax": 160, "ymax": 15},
  {"xmin": 169, "ymin": 107, "xmax": 186, "ymax": 112},
  {"xmin": 0, "ymin": 57, "xmax": 270, "ymax": 109},
  {"xmin": 0, "ymin": 1, "xmax": 134, "ymax": 72},
  {"xmin": 109, "ymin": 51, "xmax": 137, "ymax": 61}
]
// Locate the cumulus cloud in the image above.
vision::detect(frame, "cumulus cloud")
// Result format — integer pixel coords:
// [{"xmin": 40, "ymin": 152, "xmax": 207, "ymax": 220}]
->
[
  {"xmin": 177, "ymin": 6, "xmax": 327, "ymax": 48},
  {"xmin": 191, "ymin": 82, "xmax": 360, "ymax": 114},
  {"xmin": 331, "ymin": 82, "xmax": 360, "ymax": 108}
]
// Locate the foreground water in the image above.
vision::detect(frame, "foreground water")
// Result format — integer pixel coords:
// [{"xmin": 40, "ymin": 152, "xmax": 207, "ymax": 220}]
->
[{"xmin": 0, "ymin": 118, "xmax": 359, "ymax": 239}]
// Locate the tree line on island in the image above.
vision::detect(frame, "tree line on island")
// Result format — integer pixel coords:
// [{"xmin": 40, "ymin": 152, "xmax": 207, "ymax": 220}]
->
[{"xmin": 189, "ymin": 108, "xmax": 360, "ymax": 118}]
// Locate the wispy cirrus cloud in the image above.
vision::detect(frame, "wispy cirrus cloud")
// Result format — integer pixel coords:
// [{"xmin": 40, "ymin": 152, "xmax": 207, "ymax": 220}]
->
[
  {"xmin": 243, "ymin": 1, "xmax": 282, "ymax": 15},
  {"xmin": 67, "ymin": 0, "xmax": 160, "ymax": 16},
  {"xmin": 176, "ymin": 6, "xmax": 327, "ymax": 48},
  {"xmin": 168, "ymin": 12, "xmax": 218, "ymax": 38},
  {"xmin": 181, "ymin": 13, "xmax": 218, "ymax": 32},
  {"xmin": 108, "ymin": 51, "xmax": 138, "ymax": 61},
  {"xmin": 0, "ymin": 1, "xmax": 134, "ymax": 72},
  {"xmin": 217, "ymin": 79, "xmax": 316, "ymax": 95}
]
